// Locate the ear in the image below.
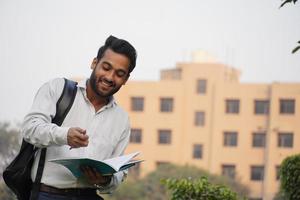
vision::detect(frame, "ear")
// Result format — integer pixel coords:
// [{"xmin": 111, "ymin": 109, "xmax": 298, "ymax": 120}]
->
[{"xmin": 91, "ymin": 58, "xmax": 98, "ymax": 70}]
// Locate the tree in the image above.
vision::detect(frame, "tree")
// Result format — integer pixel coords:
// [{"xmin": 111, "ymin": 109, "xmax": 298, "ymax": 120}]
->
[
  {"xmin": 0, "ymin": 122, "xmax": 21, "ymax": 176},
  {"xmin": 0, "ymin": 122, "xmax": 21, "ymax": 200},
  {"xmin": 279, "ymin": 0, "xmax": 299, "ymax": 53},
  {"xmin": 280, "ymin": 0, "xmax": 298, "ymax": 8},
  {"xmin": 279, "ymin": 154, "xmax": 300, "ymax": 199},
  {"xmin": 103, "ymin": 164, "xmax": 249, "ymax": 200},
  {"xmin": 0, "ymin": 182, "xmax": 16, "ymax": 200}
]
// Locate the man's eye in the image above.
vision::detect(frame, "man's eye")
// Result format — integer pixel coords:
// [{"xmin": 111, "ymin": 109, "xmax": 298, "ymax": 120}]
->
[
  {"xmin": 102, "ymin": 64, "xmax": 110, "ymax": 70},
  {"xmin": 116, "ymin": 71, "xmax": 126, "ymax": 77}
]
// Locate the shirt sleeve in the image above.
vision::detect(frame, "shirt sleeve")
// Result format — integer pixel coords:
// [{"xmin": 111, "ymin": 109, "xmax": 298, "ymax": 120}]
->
[
  {"xmin": 97, "ymin": 116, "xmax": 131, "ymax": 193},
  {"xmin": 22, "ymin": 78, "xmax": 70, "ymax": 148}
]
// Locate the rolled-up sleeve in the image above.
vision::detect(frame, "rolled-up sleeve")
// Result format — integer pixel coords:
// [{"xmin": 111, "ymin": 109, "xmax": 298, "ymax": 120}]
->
[{"xmin": 22, "ymin": 78, "xmax": 70, "ymax": 148}]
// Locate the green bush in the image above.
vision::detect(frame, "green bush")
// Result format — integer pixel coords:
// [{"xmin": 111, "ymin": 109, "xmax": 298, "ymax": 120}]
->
[
  {"xmin": 104, "ymin": 164, "xmax": 248, "ymax": 200},
  {"xmin": 279, "ymin": 154, "xmax": 300, "ymax": 200},
  {"xmin": 162, "ymin": 177, "xmax": 239, "ymax": 200}
]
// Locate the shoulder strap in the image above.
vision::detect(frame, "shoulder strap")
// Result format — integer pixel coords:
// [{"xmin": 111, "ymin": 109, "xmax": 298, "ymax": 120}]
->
[
  {"xmin": 52, "ymin": 78, "xmax": 78, "ymax": 126},
  {"xmin": 30, "ymin": 78, "xmax": 78, "ymax": 200}
]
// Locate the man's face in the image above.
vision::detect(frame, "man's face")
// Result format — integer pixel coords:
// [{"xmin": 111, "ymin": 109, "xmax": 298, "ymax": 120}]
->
[{"xmin": 89, "ymin": 49, "xmax": 130, "ymax": 98}]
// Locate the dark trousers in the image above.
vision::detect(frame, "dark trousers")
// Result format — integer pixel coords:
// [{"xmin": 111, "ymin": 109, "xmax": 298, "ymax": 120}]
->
[
  {"xmin": 33, "ymin": 184, "xmax": 104, "ymax": 200},
  {"xmin": 36, "ymin": 191, "xmax": 104, "ymax": 200}
]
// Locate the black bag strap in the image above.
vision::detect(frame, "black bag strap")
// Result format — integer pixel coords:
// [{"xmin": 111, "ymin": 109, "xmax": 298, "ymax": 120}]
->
[
  {"xmin": 30, "ymin": 78, "xmax": 78, "ymax": 200},
  {"xmin": 52, "ymin": 78, "xmax": 78, "ymax": 126}
]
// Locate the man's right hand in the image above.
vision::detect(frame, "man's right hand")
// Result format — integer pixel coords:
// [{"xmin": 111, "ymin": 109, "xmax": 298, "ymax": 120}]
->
[{"xmin": 67, "ymin": 127, "xmax": 89, "ymax": 149}]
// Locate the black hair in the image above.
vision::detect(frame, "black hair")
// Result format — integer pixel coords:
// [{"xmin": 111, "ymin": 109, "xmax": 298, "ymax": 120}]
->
[{"xmin": 96, "ymin": 35, "xmax": 137, "ymax": 74}]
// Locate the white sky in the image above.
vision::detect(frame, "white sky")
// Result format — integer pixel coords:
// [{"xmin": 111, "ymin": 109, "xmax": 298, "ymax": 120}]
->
[{"xmin": 0, "ymin": 0, "xmax": 300, "ymax": 122}]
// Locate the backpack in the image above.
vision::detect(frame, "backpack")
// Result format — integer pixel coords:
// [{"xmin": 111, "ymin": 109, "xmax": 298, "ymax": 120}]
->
[{"xmin": 3, "ymin": 78, "xmax": 78, "ymax": 200}]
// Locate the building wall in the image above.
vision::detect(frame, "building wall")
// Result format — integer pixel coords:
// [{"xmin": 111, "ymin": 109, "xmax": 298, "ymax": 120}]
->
[{"xmin": 115, "ymin": 61, "xmax": 300, "ymax": 200}]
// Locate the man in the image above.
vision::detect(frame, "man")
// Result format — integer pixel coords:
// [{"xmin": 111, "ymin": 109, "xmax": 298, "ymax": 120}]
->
[{"xmin": 22, "ymin": 35, "xmax": 137, "ymax": 200}]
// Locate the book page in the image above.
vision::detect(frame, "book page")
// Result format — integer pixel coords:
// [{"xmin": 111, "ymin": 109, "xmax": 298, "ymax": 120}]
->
[{"xmin": 103, "ymin": 151, "xmax": 140, "ymax": 171}]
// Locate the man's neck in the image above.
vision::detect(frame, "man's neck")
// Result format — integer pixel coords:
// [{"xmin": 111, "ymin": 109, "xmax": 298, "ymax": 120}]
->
[{"xmin": 86, "ymin": 81, "xmax": 109, "ymax": 112}]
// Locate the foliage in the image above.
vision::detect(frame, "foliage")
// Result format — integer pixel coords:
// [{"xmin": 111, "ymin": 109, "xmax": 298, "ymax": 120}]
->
[
  {"xmin": 273, "ymin": 191, "xmax": 287, "ymax": 200},
  {"xmin": 0, "ymin": 122, "xmax": 21, "ymax": 200},
  {"xmin": 279, "ymin": 154, "xmax": 300, "ymax": 200},
  {"xmin": 0, "ymin": 122, "xmax": 21, "ymax": 176},
  {"xmin": 161, "ymin": 177, "xmax": 238, "ymax": 200},
  {"xmin": 279, "ymin": 0, "xmax": 299, "ymax": 53},
  {"xmin": 104, "ymin": 164, "xmax": 249, "ymax": 200},
  {"xmin": 103, "ymin": 178, "xmax": 146, "ymax": 200},
  {"xmin": 0, "ymin": 182, "xmax": 16, "ymax": 200},
  {"xmin": 291, "ymin": 41, "xmax": 300, "ymax": 54},
  {"xmin": 279, "ymin": 0, "xmax": 298, "ymax": 8}
]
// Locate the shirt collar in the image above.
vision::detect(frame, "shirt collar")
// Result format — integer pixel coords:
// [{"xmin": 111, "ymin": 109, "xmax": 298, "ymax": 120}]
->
[{"xmin": 77, "ymin": 78, "xmax": 117, "ymax": 108}]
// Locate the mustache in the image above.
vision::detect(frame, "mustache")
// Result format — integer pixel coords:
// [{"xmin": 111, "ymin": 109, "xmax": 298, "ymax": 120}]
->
[{"xmin": 99, "ymin": 77, "xmax": 115, "ymax": 87}]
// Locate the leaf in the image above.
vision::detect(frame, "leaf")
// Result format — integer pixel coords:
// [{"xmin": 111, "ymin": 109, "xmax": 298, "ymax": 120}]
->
[
  {"xmin": 292, "ymin": 46, "xmax": 300, "ymax": 54},
  {"xmin": 280, "ymin": 0, "xmax": 293, "ymax": 8}
]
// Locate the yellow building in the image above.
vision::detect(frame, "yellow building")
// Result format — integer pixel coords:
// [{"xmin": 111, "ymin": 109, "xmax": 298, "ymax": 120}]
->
[{"xmin": 115, "ymin": 52, "xmax": 300, "ymax": 200}]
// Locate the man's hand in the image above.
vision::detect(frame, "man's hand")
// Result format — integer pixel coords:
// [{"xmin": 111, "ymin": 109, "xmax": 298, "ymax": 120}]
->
[
  {"xmin": 67, "ymin": 127, "xmax": 89, "ymax": 149},
  {"xmin": 81, "ymin": 166, "xmax": 112, "ymax": 186}
]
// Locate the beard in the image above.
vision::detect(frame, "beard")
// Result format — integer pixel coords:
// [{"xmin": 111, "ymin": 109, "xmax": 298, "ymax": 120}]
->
[{"xmin": 89, "ymin": 69, "xmax": 122, "ymax": 98}]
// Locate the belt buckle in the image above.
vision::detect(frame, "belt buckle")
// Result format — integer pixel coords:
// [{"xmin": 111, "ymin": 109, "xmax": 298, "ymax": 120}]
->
[{"xmin": 63, "ymin": 188, "xmax": 70, "ymax": 194}]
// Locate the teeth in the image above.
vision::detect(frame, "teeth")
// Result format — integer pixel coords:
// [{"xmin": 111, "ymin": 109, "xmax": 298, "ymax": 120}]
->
[{"xmin": 101, "ymin": 80, "xmax": 112, "ymax": 87}]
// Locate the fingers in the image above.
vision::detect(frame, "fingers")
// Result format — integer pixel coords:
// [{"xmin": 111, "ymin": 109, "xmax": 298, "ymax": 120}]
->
[
  {"xmin": 78, "ymin": 132, "xmax": 88, "ymax": 140},
  {"xmin": 80, "ymin": 166, "xmax": 112, "ymax": 185},
  {"xmin": 74, "ymin": 127, "xmax": 86, "ymax": 134},
  {"xmin": 67, "ymin": 127, "xmax": 89, "ymax": 148}
]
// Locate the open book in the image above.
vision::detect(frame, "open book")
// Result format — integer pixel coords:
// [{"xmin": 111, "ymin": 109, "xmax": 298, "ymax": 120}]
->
[{"xmin": 49, "ymin": 152, "xmax": 143, "ymax": 177}]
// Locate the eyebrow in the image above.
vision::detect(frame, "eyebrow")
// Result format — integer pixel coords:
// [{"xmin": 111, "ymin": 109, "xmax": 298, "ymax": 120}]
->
[
  {"xmin": 102, "ymin": 61, "xmax": 113, "ymax": 67},
  {"xmin": 102, "ymin": 61, "xmax": 128, "ymax": 75}
]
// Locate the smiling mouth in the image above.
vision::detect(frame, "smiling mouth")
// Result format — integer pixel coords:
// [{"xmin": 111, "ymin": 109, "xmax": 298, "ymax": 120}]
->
[{"xmin": 99, "ymin": 79, "xmax": 114, "ymax": 89}]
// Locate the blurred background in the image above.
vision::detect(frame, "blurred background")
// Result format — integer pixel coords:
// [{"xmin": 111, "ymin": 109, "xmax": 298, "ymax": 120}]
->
[
  {"xmin": 0, "ymin": 0, "xmax": 299, "ymax": 122},
  {"xmin": 0, "ymin": 0, "xmax": 299, "ymax": 199}
]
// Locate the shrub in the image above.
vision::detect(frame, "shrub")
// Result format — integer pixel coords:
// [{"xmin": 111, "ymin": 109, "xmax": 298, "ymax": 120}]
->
[
  {"xmin": 162, "ymin": 177, "xmax": 239, "ymax": 200},
  {"xmin": 279, "ymin": 154, "xmax": 300, "ymax": 200}
]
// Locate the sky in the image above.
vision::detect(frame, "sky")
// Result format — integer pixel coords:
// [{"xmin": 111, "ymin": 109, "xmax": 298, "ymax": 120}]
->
[{"xmin": 0, "ymin": 0, "xmax": 299, "ymax": 122}]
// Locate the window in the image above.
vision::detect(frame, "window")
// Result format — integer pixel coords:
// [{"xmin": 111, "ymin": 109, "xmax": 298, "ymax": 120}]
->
[
  {"xmin": 193, "ymin": 144, "xmax": 203, "ymax": 159},
  {"xmin": 195, "ymin": 111, "xmax": 205, "ymax": 126},
  {"xmin": 254, "ymin": 100, "xmax": 269, "ymax": 114},
  {"xmin": 160, "ymin": 98, "xmax": 173, "ymax": 112},
  {"xmin": 131, "ymin": 97, "xmax": 144, "ymax": 111},
  {"xmin": 156, "ymin": 161, "xmax": 170, "ymax": 168},
  {"xmin": 130, "ymin": 129, "xmax": 142, "ymax": 143},
  {"xmin": 252, "ymin": 133, "xmax": 266, "ymax": 148},
  {"xmin": 226, "ymin": 99, "xmax": 240, "ymax": 114},
  {"xmin": 280, "ymin": 99, "xmax": 295, "ymax": 114},
  {"xmin": 158, "ymin": 129, "xmax": 172, "ymax": 144},
  {"xmin": 224, "ymin": 132, "xmax": 238, "ymax": 147},
  {"xmin": 278, "ymin": 132, "xmax": 293, "ymax": 148},
  {"xmin": 276, "ymin": 165, "xmax": 280, "ymax": 180},
  {"xmin": 251, "ymin": 166, "xmax": 264, "ymax": 181},
  {"xmin": 196, "ymin": 79, "xmax": 207, "ymax": 94},
  {"xmin": 222, "ymin": 164, "xmax": 236, "ymax": 179}
]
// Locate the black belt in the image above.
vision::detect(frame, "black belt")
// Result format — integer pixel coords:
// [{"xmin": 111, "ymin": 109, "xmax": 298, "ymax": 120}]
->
[{"xmin": 40, "ymin": 184, "xmax": 99, "ymax": 197}]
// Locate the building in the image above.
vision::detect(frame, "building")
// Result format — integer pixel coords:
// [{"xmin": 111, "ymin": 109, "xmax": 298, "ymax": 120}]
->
[{"xmin": 115, "ymin": 52, "xmax": 300, "ymax": 199}]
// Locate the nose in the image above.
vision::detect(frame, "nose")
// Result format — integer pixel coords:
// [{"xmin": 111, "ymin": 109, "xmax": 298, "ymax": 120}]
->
[
  {"xmin": 105, "ymin": 70, "xmax": 115, "ymax": 81},
  {"xmin": 103, "ymin": 71, "xmax": 115, "ymax": 86}
]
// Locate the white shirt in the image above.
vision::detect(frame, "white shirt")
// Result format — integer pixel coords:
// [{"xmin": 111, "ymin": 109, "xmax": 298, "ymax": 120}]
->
[{"xmin": 22, "ymin": 78, "xmax": 130, "ymax": 192}]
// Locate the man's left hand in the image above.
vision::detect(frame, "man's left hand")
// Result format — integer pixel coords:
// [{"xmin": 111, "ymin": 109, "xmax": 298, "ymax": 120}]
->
[{"xmin": 80, "ymin": 166, "xmax": 112, "ymax": 186}]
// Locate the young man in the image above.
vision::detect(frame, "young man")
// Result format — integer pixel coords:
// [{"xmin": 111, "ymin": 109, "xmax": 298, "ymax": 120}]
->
[{"xmin": 22, "ymin": 35, "xmax": 137, "ymax": 200}]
